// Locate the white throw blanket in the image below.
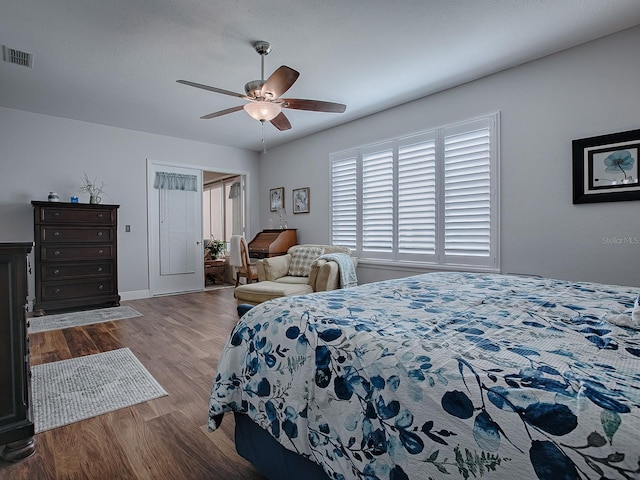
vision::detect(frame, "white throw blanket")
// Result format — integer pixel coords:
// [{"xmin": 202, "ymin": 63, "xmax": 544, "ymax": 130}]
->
[
  {"xmin": 315, "ymin": 253, "xmax": 357, "ymax": 288},
  {"xmin": 229, "ymin": 235, "xmax": 244, "ymax": 267}
]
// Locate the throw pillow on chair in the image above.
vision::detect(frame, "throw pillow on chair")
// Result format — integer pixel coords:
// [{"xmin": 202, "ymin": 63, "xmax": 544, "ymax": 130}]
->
[{"xmin": 287, "ymin": 247, "xmax": 325, "ymax": 276}]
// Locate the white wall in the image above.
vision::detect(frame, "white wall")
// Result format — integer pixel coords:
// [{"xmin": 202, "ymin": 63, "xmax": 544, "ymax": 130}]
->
[
  {"xmin": 260, "ymin": 26, "xmax": 640, "ymax": 287},
  {"xmin": 0, "ymin": 107, "xmax": 260, "ymax": 301},
  {"xmin": 2, "ymin": 25, "xmax": 638, "ymax": 297}
]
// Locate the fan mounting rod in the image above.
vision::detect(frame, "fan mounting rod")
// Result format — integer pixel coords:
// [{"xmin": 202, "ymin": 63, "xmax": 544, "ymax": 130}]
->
[{"xmin": 253, "ymin": 41, "xmax": 271, "ymax": 81}]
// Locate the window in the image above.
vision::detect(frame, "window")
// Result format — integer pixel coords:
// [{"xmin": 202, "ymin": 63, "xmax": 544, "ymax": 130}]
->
[{"xmin": 330, "ymin": 114, "xmax": 499, "ymax": 270}]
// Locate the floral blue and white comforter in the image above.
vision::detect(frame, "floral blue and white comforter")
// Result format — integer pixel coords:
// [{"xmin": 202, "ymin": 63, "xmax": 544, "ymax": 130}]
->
[{"xmin": 209, "ymin": 272, "xmax": 640, "ymax": 480}]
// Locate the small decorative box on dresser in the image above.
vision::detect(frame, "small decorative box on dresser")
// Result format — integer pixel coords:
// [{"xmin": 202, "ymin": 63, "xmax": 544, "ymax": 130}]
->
[
  {"xmin": 32, "ymin": 201, "xmax": 120, "ymax": 315},
  {"xmin": 0, "ymin": 242, "xmax": 36, "ymax": 461}
]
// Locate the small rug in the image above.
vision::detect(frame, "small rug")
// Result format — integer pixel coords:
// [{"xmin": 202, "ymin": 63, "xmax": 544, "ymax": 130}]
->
[
  {"xmin": 29, "ymin": 305, "xmax": 142, "ymax": 333},
  {"xmin": 32, "ymin": 348, "xmax": 168, "ymax": 433}
]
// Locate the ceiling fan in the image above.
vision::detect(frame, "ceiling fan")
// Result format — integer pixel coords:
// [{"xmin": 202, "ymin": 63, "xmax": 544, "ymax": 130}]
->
[{"xmin": 177, "ymin": 41, "xmax": 346, "ymax": 133}]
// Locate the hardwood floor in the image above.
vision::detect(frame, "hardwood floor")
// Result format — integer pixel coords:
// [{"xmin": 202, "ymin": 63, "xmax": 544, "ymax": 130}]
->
[{"xmin": 0, "ymin": 287, "xmax": 267, "ymax": 480}]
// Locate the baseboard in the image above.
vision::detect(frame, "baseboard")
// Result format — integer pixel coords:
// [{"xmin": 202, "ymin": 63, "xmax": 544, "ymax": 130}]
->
[{"xmin": 120, "ymin": 289, "xmax": 151, "ymax": 301}]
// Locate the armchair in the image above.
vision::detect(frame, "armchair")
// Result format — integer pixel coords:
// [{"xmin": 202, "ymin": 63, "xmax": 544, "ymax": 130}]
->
[
  {"xmin": 257, "ymin": 245, "xmax": 355, "ymax": 290},
  {"xmin": 234, "ymin": 244, "xmax": 357, "ymax": 305}
]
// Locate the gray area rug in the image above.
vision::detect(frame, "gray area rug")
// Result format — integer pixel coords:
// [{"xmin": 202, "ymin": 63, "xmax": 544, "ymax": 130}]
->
[
  {"xmin": 29, "ymin": 305, "xmax": 142, "ymax": 333},
  {"xmin": 32, "ymin": 348, "xmax": 168, "ymax": 433}
]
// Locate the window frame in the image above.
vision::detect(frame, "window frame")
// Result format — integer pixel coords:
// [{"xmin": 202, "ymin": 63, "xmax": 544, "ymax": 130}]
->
[{"xmin": 330, "ymin": 113, "xmax": 500, "ymax": 272}]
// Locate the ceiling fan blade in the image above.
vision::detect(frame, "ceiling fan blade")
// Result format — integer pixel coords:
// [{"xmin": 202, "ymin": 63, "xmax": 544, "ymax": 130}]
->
[
  {"xmin": 200, "ymin": 105, "xmax": 245, "ymax": 119},
  {"xmin": 261, "ymin": 66, "xmax": 299, "ymax": 99},
  {"xmin": 270, "ymin": 112, "xmax": 292, "ymax": 131},
  {"xmin": 177, "ymin": 80, "xmax": 245, "ymax": 99},
  {"xmin": 282, "ymin": 98, "xmax": 346, "ymax": 113}
]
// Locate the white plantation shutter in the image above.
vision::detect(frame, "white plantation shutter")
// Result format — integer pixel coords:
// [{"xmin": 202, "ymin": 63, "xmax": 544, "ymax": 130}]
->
[
  {"xmin": 362, "ymin": 144, "xmax": 394, "ymax": 254},
  {"xmin": 331, "ymin": 153, "xmax": 357, "ymax": 249},
  {"xmin": 398, "ymin": 133, "xmax": 436, "ymax": 258},
  {"xmin": 443, "ymin": 117, "xmax": 496, "ymax": 266},
  {"xmin": 330, "ymin": 113, "xmax": 499, "ymax": 270}
]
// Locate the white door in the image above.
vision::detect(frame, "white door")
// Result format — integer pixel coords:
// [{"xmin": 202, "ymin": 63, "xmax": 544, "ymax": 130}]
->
[{"xmin": 148, "ymin": 161, "xmax": 203, "ymax": 296}]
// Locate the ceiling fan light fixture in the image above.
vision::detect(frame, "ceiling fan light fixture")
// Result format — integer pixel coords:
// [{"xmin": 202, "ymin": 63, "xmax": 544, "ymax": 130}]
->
[{"xmin": 243, "ymin": 101, "xmax": 281, "ymax": 121}]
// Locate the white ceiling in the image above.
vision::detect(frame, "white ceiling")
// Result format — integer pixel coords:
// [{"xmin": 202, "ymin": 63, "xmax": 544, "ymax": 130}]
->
[{"xmin": 2, "ymin": 1, "xmax": 640, "ymax": 152}]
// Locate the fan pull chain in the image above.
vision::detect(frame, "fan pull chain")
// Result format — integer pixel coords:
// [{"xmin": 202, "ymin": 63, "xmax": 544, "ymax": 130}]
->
[{"xmin": 261, "ymin": 120, "xmax": 267, "ymax": 154}]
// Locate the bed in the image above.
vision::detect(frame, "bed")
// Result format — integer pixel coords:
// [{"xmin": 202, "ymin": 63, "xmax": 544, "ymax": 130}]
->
[{"xmin": 209, "ymin": 272, "xmax": 640, "ymax": 480}]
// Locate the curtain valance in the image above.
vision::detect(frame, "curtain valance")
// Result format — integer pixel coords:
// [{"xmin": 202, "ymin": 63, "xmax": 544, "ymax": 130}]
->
[{"xmin": 154, "ymin": 172, "xmax": 198, "ymax": 191}]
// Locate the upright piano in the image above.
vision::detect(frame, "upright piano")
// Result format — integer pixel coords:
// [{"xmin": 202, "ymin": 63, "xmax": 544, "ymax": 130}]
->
[{"xmin": 248, "ymin": 229, "xmax": 297, "ymax": 259}]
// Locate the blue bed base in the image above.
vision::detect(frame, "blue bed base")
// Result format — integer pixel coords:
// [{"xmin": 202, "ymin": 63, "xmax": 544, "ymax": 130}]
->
[{"xmin": 234, "ymin": 412, "xmax": 329, "ymax": 480}]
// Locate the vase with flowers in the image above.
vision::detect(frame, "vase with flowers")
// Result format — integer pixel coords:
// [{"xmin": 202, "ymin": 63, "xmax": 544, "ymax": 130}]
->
[
  {"xmin": 79, "ymin": 172, "xmax": 106, "ymax": 204},
  {"xmin": 205, "ymin": 236, "xmax": 225, "ymax": 259}
]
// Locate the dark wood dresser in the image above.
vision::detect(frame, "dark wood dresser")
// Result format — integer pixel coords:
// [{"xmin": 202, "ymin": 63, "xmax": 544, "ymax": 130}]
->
[
  {"xmin": 248, "ymin": 229, "xmax": 297, "ymax": 259},
  {"xmin": 32, "ymin": 201, "xmax": 120, "ymax": 315},
  {"xmin": 0, "ymin": 242, "xmax": 36, "ymax": 461}
]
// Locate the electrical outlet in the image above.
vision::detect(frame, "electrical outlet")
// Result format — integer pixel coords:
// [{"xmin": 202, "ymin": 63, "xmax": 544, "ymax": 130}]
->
[{"xmin": 125, "ymin": 225, "xmax": 131, "ymax": 232}]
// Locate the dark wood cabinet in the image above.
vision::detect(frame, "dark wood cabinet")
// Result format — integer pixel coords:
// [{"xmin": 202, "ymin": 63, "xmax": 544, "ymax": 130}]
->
[
  {"xmin": 32, "ymin": 201, "xmax": 120, "ymax": 314},
  {"xmin": 247, "ymin": 229, "xmax": 297, "ymax": 259},
  {"xmin": 0, "ymin": 242, "xmax": 36, "ymax": 461}
]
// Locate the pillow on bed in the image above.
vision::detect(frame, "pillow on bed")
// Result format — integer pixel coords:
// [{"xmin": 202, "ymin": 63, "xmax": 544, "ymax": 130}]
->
[{"xmin": 288, "ymin": 246, "xmax": 325, "ymax": 277}]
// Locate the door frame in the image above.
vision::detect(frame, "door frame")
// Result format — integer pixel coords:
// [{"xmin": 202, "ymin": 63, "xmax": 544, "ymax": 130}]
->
[{"xmin": 146, "ymin": 159, "xmax": 251, "ymax": 296}]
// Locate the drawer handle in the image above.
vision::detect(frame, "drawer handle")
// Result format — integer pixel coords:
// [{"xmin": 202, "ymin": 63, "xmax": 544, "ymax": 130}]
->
[
  {"xmin": 53, "ymin": 269, "xmax": 60, "ymax": 274},
  {"xmin": 53, "ymin": 212, "xmax": 60, "ymax": 216},
  {"xmin": 97, "ymin": 231, "xmax": 103, "ymax": 237},
  {"xmin": 54, "ymin": 250, "xmax": 61, "ymax": 256},
  {"xmin": 98, "ymin": 249, "xmax": 104, "ymax": 254},
  {"xmin": 98, "ymin": 284, "xmax": 104, "ymax": 290},
  {"xmin": 97, "ymin": 213, "xmax": 103, "ymax": 218},
  {"xmin": 54, "ymin": 288, "xmax": 61, "ymax": 294},
  {"xmin": 53, "ymin": 231, "xmax": 60, "ymax": 236},
  {"xmin": 97, "ymin": 267, "xmax": 103, "ymax": 272}
]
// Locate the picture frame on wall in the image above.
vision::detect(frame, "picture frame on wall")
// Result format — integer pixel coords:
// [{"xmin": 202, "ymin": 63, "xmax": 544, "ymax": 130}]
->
[
  {"xmin": 270, "ymin": 187, "xmax": 284, "ymax": 212},
  {"xmin": 572, "ymin": 129, "xmax": 640, "ymax": 204},
  {"xmin": 293, "ymin": 187, "xmax": 310, "ymax": 214}
]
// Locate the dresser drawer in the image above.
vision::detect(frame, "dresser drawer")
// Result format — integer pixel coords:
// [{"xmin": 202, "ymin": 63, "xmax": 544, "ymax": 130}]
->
[
  {"xmin": 41, "ymin": 245, "xmax": 113, "ymax": 261},
  {"xmin": 41, "ymin": 279, "xmax": 114, "ymax": 301},
  {"xmin": 41, "ymin": 262, "xmax": 112, "ymax": 281},
  {"xmin": 37, "ymin": 206, "xmax": 115, "ymax": 225},
  {"xmin": 40, "ymin": 226, "xmax": 114, "ymax": 243}
]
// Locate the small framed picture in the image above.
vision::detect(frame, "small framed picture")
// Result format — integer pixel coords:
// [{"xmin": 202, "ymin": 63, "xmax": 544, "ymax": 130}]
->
[
  {"xmin": 270, "ymin": 187, "xmax": 284, "ymax": 212},
  {"xmin": 572, "ymin": 129, "xmax": 640, "ymax": 204},
  {"xmin": 293, "ymin": 187, "xmax": 310, "ymax": 214}
]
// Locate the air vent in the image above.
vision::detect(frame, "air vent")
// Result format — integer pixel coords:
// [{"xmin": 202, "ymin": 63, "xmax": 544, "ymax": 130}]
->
[{"xmin": 3, "ymin": 46, "xmax": 33, "ymax": 67}]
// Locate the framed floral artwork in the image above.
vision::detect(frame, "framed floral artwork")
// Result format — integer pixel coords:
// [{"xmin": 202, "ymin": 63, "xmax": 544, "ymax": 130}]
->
[
  {"xmin": 270, "ymin": 187, "xmax": 284, "ymax": 212},
  {"xmin": 572, "ymin": 129, "xmax": 640, "ymax": 204},
  {"xmin": 293, "ymin": 187, "xmax": 310, "ymax": 214}
]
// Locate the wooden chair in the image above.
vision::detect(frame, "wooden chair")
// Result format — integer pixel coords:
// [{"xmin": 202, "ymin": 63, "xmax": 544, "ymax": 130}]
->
[{"xmin": 235, "ymin": 236, "xmax": 258, "ymax": 287}]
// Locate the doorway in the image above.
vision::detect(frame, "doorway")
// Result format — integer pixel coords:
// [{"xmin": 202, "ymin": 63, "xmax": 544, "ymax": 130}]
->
[
  {"xmin": 147, "ymin": 160, "xmax": 247, "ymax": 296},
  {"xmin": 202, "ymin": 172, "xmax": 245, "ymax": 251},
  {"xmin": 203, "ymin": 172, "xmax": 246, "ymax": 289}
]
